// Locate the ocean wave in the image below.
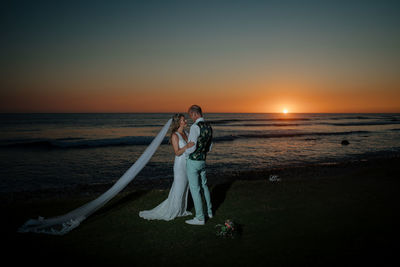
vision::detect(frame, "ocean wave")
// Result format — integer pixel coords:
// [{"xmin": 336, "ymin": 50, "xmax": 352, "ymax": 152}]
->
[
  {"xmin": 214, "ymin": 130, "xmax": 371, "ymax": 142},
  {"xmin": 218, "ymin": 121, "xmax": 400, "ymax": 127},
  {"xmin": 217, "ymin": 123, "xmax": 303, "ymax": 127},
  {"xmin": 325, "ymin": 121, "xmax": 400, "ymax": 126},
  {"xmin": 208, "ymin": 116, "xmax": 399, "ymax": 126},
  {"xmin": 0, "ymin": 130, "xmax": 373, "ymax": 149},
  {"xmin": 208, "ymin": 118, "xmax": 311, "ymax": 125},
  {"xmin": 0, "ymin": 136, "xmax": 169, "ymax": 149},
  {"xmin": 55, "ymin": 137, "xmax": 86, "ymax": 141},
  {"xmin": 120, "ymin": 124, "xmax": 164, "ymax": 128},
  {"xmin": 328, "ymin": 116, "xmax": 375, "ymax": 120}
]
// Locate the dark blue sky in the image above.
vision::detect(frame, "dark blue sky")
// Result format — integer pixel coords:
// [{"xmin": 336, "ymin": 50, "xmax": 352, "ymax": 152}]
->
[{"xmin": 1, "ymin": 0, "xmax": 399, "ymax": 112}]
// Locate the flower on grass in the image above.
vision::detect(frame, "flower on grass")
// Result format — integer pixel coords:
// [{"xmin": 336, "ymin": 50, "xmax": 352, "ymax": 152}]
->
[
  {"xmin": 215, "ymin": 219, "xmax": 239, "ymax": 238},
  {"xmin": 269, "ymin": 174, "xmax": 281, "ymax": 182}
]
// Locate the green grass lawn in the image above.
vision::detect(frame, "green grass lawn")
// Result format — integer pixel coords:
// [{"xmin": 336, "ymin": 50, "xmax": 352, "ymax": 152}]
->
[{"xmin": 4, "ymin": 159, "xmax": 400, "ymax": 266}]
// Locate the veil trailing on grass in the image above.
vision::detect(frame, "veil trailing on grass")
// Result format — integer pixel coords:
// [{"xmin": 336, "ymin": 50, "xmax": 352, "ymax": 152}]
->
[{"xmin": 18, "ymin": 119, "xmax": 172, "ymax": 235}]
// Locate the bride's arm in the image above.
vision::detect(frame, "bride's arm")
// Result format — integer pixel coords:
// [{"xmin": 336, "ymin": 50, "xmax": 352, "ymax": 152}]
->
[{"xmin": 171, "ymin": 133, "xmax": 194, "ymax": 156}]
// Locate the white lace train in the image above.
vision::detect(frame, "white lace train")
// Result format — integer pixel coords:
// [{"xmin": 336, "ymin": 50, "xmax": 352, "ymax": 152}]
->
[{"xmin": 18, "ymin": 119, "xmax": 172, "ymax": 235}]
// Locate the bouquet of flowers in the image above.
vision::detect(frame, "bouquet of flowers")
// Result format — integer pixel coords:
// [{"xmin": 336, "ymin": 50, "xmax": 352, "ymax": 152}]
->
[{"xmin": 215, "ymin": 219, "xmax": 238, "ymax": 238}]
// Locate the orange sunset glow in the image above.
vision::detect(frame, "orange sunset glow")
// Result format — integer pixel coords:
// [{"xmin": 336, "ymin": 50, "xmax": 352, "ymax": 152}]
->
[
  {"xmin": 1, "ymin": 1, "xmax": 400, "ymax": 113},
  {"xmin": 2, "ymin": 77, "xmax": 399, "ymax": 113}
]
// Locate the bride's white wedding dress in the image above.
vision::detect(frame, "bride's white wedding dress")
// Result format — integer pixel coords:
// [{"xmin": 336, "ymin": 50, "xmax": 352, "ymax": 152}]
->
[{"xmin": 139, "ymin": 131, "xmax": 192, "ymax": 221}]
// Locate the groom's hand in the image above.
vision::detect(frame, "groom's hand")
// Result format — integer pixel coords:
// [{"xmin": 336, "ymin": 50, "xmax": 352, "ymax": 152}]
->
[{"xmin": 187, "ymin": 142, "xmax": 195, "ymax": 148}]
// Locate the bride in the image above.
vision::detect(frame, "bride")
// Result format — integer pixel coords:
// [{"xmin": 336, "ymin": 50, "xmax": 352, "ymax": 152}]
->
[{"xmin": 139, "ymin": 114, "xmax": 195, "ymax": 221}]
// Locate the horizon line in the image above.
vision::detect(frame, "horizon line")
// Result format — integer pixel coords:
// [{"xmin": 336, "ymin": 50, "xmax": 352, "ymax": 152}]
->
[{"xmin": 1, "ymin": 112, "xmax": 400, "ymax": 114}]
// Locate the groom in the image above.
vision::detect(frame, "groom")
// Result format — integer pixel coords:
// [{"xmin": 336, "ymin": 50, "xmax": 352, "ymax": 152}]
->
[{"xmin": 185, "ymin": 105, "xmax": 213, "ymax": 226}]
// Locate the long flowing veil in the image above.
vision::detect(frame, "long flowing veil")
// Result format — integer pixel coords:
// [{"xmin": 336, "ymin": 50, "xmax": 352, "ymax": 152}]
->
[{"xmin": 18, "ymin": 119, "xmax": 172, "ymax": 235}]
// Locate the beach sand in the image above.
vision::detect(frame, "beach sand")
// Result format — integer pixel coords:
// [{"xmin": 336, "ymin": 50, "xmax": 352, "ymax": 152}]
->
[{"xmin": 2, "ymin": 155, "xmax": 399, "ymax": 266}]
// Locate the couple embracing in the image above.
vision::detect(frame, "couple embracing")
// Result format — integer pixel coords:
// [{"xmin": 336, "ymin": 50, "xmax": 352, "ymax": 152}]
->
[{"xmin": 139, "ymin": 105, "xmax": 213, "ymax": 225}]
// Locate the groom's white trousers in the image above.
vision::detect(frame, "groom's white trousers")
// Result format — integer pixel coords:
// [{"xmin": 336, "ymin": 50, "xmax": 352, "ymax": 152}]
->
[{"xmin": 186, "ymin": 159, "xmax": 212, "ymax": 220}]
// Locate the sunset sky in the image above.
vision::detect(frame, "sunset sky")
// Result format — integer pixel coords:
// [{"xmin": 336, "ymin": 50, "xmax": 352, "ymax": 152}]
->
[{"xmin": 1, "ymin": 0, "xmax": 399, "ymax": 113}]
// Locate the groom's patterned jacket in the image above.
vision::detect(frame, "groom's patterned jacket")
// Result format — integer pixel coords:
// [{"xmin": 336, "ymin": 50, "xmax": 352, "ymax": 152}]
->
[{"xmin": 189, "ymin": 121, "xmax": 213, "ymax": 161}]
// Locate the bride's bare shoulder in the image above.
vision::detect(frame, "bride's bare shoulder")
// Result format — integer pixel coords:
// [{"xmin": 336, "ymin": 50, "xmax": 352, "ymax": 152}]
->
[{"xmin": 171, "ymin": 132, "xmax": 179, "ymax": 141}]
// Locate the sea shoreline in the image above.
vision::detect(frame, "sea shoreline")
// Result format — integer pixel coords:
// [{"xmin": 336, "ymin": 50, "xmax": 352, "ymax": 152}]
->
[
  {"xmin": 2, "ymin": 113, "xmax": 399, "ymax": 199},
  {"xmin": 3, "ymin": 149, "xmax": 400, "ymax": 204}
]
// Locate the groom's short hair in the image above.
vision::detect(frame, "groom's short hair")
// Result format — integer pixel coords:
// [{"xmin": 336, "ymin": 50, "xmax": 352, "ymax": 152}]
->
[{"xmin": 188, "ymin": 105, "xmax": 202, "ymax": 116}]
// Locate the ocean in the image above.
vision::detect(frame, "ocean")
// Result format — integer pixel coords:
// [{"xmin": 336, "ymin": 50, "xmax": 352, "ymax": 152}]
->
[{"xmin": 1, "ymin": 113, "xmax": 400, "ymax": 193}]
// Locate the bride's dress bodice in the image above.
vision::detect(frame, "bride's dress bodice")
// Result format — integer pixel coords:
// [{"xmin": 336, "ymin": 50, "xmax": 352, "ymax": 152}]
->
[
  {"xmin": 173, "ymin": 131, "xmax": 188, "ymax": 178},
  {"xmin": 175, "ymin": 131, "xmax": 187, "ymax": 158}
]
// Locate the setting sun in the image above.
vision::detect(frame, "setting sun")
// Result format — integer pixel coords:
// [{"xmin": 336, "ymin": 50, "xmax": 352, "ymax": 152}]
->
[{"xmin": 283, "ymin": 109, "xmax": 288, "ymax": 114}]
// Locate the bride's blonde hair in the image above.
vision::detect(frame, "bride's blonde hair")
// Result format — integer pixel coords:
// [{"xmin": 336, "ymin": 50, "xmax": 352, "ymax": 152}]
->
[{"xmin": 169, "ymin": 113, "xmax": 184, "ymax": 144}]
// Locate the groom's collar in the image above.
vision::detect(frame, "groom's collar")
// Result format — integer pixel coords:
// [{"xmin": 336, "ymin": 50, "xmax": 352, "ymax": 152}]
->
[{"xmin": 194, "ymin": 117, "xmax": 204, "ymax": 124}]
